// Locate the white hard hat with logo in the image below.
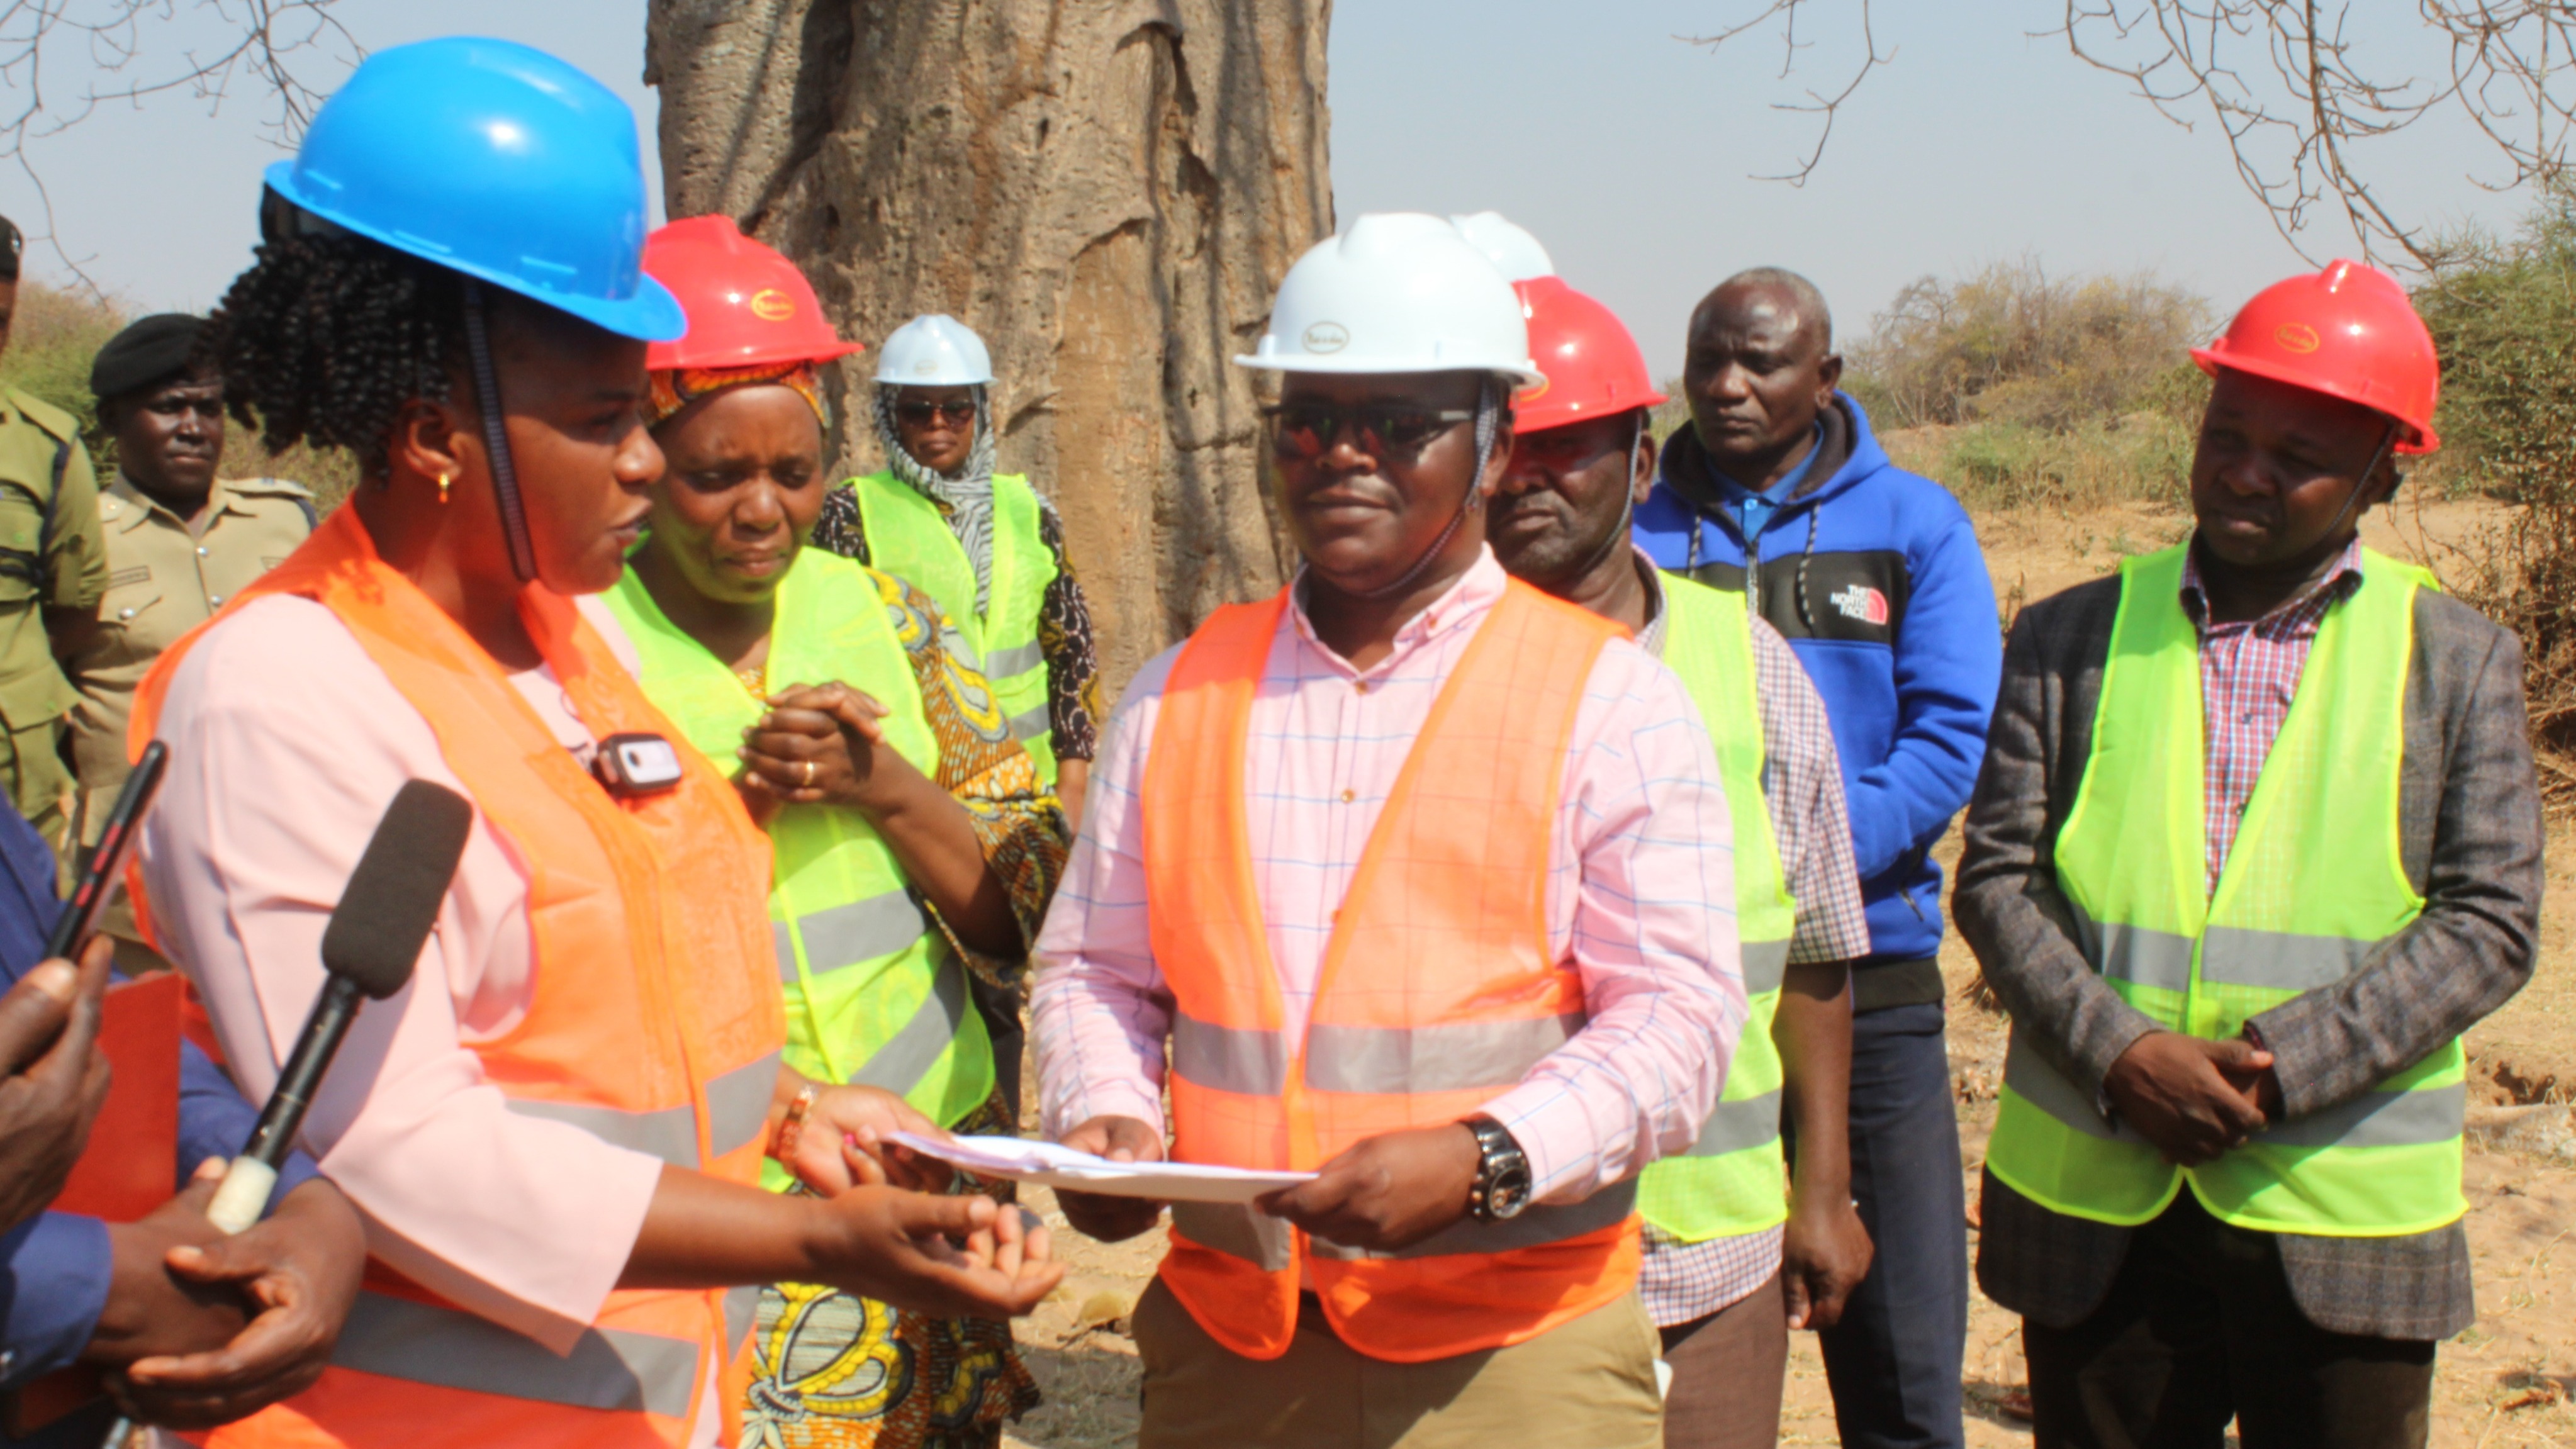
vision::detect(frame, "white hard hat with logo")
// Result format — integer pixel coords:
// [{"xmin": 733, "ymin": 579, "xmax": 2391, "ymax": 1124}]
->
[
  {"xmin": 1448, "ymin": 211, "xmax": 1555, "ymax": 283},
  {"xmin": 1236, "ymin": 213, "xmax": 1545, "ymax": 388},
  {"xmin": 875, "ymin": 313, "xmax": 995, "ymax": 386}
]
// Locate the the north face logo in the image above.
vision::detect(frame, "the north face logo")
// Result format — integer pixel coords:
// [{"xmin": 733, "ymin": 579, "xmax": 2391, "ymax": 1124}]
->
[{"xmin": 1830, "ymin": 584, "xmax": 1890, "ymax": 625}]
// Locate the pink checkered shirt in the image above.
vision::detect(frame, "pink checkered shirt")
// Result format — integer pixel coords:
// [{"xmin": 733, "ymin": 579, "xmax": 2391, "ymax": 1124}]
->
[
  {"xmin": 1032, "ymin": 549, "xmax": 1748, "ymax": 1205},
  {"xmin": 2180, "ymin": 538, "xmax": 2366, "ymax": 892}
]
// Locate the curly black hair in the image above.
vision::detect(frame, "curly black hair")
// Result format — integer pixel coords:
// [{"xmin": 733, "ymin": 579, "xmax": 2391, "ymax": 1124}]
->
[{"xmin": 204, "ymin": 228, "xmax": 464, "ymax": 481}]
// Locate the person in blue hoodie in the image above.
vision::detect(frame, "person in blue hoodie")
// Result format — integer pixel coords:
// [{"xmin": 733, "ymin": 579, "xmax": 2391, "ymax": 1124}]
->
[
  {"xmin": 0, "ymin": 795, "xmax": 362, "ymax": 1446},
  {"xmin": 1635, "ymin": 267, "xmax": 2000, "ymax": 1449}
]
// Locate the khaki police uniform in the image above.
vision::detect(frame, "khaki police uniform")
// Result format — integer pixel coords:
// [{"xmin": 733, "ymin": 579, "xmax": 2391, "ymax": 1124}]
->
[
  {"xmin": 63, "ymin": 473, "xmax": 314, "ymax": 834},
  {"xmin": 0, "ymin": 388, "xmax": 106, "ymax": 853},
  {"xmin": 58, "ymin": 473, "xmax": 310, "ymax": 968}
]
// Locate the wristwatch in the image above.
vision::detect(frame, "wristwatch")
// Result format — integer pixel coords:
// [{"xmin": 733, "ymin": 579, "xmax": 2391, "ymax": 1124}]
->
[{"xmin": 1464, "ymin": 1116, "xmax": 1533, "ymax": 1223}]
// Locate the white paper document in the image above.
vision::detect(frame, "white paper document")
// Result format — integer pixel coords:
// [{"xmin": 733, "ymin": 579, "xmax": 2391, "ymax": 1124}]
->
[{"xmin": 888, "ymin": 1132, "xmax": 1315, "ymax": 1204}]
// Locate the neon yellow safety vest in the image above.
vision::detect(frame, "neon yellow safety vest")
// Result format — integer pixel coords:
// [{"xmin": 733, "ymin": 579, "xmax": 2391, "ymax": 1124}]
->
[
  {"xmin": 1986, "ymin": 544, "xmax": 2463, "ymax": 1237},
  {"xmin": 851, "ymin": 471, "xmax": 1060, "ymax": 784},
  {"xmin": 1637, "ymin": 575, "xmax": 1800, "ymax": 1241},
  {"xmin": 605, "ymin": 551, "xmax": 995, "ymax": 1190}
]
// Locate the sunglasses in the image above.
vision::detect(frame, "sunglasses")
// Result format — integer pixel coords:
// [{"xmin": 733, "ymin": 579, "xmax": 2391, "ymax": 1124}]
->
[
  {"xmin": 895, "ymin": 399, "xmax": 977, "ymax": 427},
  {"xmin": 1261, "ymin": 401, "xmax": 1477, "ymax": 461}
]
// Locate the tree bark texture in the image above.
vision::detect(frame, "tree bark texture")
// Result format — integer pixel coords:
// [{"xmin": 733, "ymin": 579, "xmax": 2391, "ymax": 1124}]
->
[{"xmin": 645, "ymin": 0, "xmax": 1331, "ymax": 689}]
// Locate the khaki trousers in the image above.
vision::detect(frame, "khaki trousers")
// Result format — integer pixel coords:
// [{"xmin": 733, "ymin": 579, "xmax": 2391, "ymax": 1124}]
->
[{"xmin": 1134, "ymin": 1277, "xmax": 1664, "ymax": 1449}]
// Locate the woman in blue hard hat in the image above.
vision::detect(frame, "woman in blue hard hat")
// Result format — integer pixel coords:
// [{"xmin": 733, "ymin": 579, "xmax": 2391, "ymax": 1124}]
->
[
  {"xmin": 605, "ymin": 215, "xmax": 1058, "ymax": 1449},
  {"xmin": 810, "ymin": 318, "xmax": 1102, "ymax": 831},
  {"xmin": 127, "ymin": 38, "xmax": 1060, "ymax": 1449}
]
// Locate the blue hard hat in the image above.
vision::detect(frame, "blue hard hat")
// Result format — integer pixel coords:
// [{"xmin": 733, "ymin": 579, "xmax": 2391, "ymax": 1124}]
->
[{"xmin": 264, "ymin": 36, "xmax": 684, "ymax": 342}]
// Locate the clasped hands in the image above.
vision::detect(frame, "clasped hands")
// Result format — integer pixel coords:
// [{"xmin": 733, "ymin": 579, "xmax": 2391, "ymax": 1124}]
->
[
  {"xmin": 773, "ymin": 1080, "xmax": 1064, "ymax": 1319},
  {"xmin": 2102, "ymin": 1028, "xmax": 2288, "ymax": 1166},
  {"xmin": 735, "ymin": 682, "xmax": 904, "ymax": 824},
  {"xmin": 1051, "ymin": 1114, "xmax": 1483, "ymax": 1253}
]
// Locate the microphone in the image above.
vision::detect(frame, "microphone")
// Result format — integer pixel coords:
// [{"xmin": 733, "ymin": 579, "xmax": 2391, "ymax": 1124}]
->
[
  {"xmin": 204, "ymin": 780, "xmax": 474, "ymax": 1232},
  {"xmin": 102, "ymin": 781, "xmax": 472, "ymax": 1448}
]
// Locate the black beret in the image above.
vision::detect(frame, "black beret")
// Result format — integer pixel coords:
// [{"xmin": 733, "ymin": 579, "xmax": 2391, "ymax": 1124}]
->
[
  {"xmin": 0, "ymin": 215, "xmax": 18, "ymax": 282},
  {"xmin": 91, "ymin": 314, "xmax": 208, "ymax": 402}
]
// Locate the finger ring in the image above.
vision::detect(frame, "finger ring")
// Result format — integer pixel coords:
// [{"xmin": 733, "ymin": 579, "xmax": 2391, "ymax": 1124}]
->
[{"xmin": 800, "ymin": 759, "xmax": 815, "ymax": 787}]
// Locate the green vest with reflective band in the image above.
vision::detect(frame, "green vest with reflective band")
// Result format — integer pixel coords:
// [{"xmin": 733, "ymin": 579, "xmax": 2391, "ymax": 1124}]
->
[
  {"xmin": 604, "ymin": 551, "xmax": 994, "ymax": 1191},
  {"xmin": 1637, "ymin": 576, "xmax": 1800, "ymax": 1241},
  {"xmin": 851, "ymin": 471, "xmax": 1059, "ymax": 784},
  {"xmin": 1986, "ymin": 543, "xmax": 2463, "ymax": 1237}
]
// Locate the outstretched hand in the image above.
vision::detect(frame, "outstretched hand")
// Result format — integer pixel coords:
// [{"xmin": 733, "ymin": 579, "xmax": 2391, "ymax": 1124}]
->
[
  {"xmin": 2104, "ymin": 1031, "xmax": 2273, "ymax": 1166},
  {"xmin": 1053, "ymin": 1116, "xmax": 1167, "ymax": 1243},
  {"xmin": 809, "ymin": 1187, "xmax": 1061, "ymax": 1320},
  {"xmin": 786, "ymin": 1083, "xmax": 951, "ymax": 1195}
]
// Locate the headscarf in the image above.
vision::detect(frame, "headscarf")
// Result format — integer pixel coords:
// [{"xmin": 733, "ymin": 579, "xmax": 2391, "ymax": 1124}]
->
[
  {"xmin": 875, "ymin": 383, "xmax": 1000, "ymax": 614},
  {"xmin": 646, "ymin": 360, "xmax": 828, "ymax": 430}
]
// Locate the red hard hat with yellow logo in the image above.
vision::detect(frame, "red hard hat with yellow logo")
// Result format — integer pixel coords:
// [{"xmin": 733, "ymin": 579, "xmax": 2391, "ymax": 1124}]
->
[
  {"xmin": 642, "ymin": 214, "xmax": 862, "ymax": 371},
  {"xmin": 1513, "ymin": 276, "xmax": 1667, "ymax": 434},
  {"xmin": 2189, "ymin": 259, "xmax": 2439, "ymax": 454}
]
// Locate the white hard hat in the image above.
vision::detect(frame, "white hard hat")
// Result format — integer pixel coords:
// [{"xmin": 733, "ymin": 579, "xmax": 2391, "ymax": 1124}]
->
[
  {"xmin": 1449, "ymin": 212, "xmax": 1555, "ymax": 283},
  {"xmin": 875, "ymin": 313, "xmax": 994, "ymax": 386},
  {"xmin": 1236, "ymin": 213, "xmax": 1544, "ymax": 388}
]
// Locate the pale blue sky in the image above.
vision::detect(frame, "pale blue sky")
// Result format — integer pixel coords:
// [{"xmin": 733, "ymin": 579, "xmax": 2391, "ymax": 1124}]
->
[{"xmin": 3, "ymin": 3, "xmax": 2532, "ymax": 380}]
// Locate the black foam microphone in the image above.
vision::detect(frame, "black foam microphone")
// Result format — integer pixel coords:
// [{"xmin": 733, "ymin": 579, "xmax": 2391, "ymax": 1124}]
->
[{"xmin": 203, "ymin": 780, "xmax": 474, "ymax": 1231}]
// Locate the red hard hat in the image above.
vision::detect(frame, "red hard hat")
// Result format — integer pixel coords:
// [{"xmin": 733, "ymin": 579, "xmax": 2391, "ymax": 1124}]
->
[
  {"xmin": 1512, "ymin": 276, "xmax": 1667, "ymax": 434},
  {"xmin": 2190, "ymin": 259, "xmax": 2439, "ymax": 454},
  {"xmin": 642, "ymin": 215, "xmax": 862, "ymax": 372}
]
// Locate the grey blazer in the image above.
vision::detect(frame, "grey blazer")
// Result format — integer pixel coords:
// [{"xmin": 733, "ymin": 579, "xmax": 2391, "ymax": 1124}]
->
[{"xmin": 1956, "ymin": 564, "xmax": 2543, "ymax": 1341}]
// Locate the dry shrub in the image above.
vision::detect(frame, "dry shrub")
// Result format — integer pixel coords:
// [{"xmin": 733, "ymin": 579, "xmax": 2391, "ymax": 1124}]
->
[
  {"xmin": 2416, "ymin": 193, "xmax": 2576, "ymax": 807},
  {"xmin": 1847, "ymin": 260, "xmax": 2212, "ymax": 433}
]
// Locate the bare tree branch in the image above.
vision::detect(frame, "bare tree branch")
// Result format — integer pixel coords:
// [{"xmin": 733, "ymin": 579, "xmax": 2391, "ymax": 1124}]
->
[
  {"xmin": 1686, "ymin": 0, "xmax": 1896, "ymax": 186},
  {"xmin": 1694, "ymin": 2, "xmax": 2576, "ymax": 268},
  {"xmin": 0, "ymin": 1, "xmax": 359, "ymax": 294}
]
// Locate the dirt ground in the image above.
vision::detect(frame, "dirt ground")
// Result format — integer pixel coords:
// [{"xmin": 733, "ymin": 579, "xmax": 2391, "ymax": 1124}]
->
[{"xmin": 999, "ymin": 495, "xmax": 2576, "ymax": 1449}]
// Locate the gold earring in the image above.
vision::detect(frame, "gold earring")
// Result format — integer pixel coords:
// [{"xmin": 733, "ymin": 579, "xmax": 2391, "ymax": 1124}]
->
[{"xmin": 437, "ymin": 472, "xmax": 451, "ymax": 505}]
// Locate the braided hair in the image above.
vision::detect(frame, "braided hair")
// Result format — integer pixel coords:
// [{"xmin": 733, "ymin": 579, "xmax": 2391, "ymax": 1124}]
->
[{"xmin": 204, "ymin": 228, "xmax": 465, "ymax": 481}]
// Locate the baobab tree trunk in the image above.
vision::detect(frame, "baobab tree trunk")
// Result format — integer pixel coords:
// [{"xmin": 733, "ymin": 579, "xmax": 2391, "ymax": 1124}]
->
[{"xmin": 644, "ymin": 0, "xmax": 1331, "ymax": 689}]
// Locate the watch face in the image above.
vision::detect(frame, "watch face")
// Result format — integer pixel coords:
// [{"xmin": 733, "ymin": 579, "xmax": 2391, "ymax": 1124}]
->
[{"xmin": 1486, "ymin": 1161, "xmax": 1534, "ymax": 1219}]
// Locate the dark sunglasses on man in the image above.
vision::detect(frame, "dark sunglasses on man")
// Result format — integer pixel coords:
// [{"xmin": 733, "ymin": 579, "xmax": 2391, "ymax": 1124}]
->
[
  {"xmin": 895, "ymin": 398, "xmax": 977, "ymax": 427},
  {"xmin": 1262, "ymin": 401, "xmax": 1477, "ymax": 461}
]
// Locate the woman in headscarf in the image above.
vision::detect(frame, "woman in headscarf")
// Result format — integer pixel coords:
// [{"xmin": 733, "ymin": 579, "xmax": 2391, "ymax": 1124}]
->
[
  {"xmin": 809, "ymin": 317, "xmax": 1102, "ymax": 830},
  {"xmin": 603, "ymin": 217, "xmax": 1064, "ymax": 1449}
]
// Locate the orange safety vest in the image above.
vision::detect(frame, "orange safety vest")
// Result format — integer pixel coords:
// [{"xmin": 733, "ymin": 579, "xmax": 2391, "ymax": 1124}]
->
[
  {"xmin": 130, "ymin": 507, "xmax": 785, "ymax": 1449},
  {"xmin": 1143, "ymin": 578, "xmax": 1644, "ymax": 1364}
]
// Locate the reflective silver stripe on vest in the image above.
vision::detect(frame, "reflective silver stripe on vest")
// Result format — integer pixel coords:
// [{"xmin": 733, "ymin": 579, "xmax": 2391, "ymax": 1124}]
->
[
  {"xmin": 1171, "ymin": 1199, "xmax": 1295, "ymax": 1272},
  {"xmin": 1689, "ymin": 1088, "xmax": 1783, "ymax": 1156},
  {"xmin": 724, "ymin": 1285, "xmax": 760, "ymax": 1349},
  {"xmin": 982, "ymin": 640, "xmax": 1044, "ymax": 680},
  {"xmin": 848, "ymin": 961, "xmax": 969, "ymax": 1095},
  {"xmin": 330, "ymin": 1291, "xmax": 698, "ymax": 1418},
  {"xmin": 1304, "ymin": 1014, "xmax": 1584, "ymax": 1095},
  {"xmin": 2200, "ymin": 926, "xmax": 2378, "ymax": 994},
  {"xmin": 1171, "ymin": 1015, "xmax": 1289, "ymax": 1096},
  {"xmin": 706, "ymin": 1051, "xmax": 784, "ymax": 1160},
  {"xmin": 776, "ymin": 889, "xmax": 932, "ymax": 981},
  {"xmin": 1304, "ymin": 1180, "xmax": 1639, "ymax": 1261},
  {"xmin": 2002, "ymin": 1036, "xmax": 2145, "ymax": 1143},
  {"xmin": 2070, "ymin": 910, "xmax": 2197, "ymax": 997},
  {"xmin": 2254, "ymin": 1082, "xmax": 2465, "ymax": 1150},
  {"xmin": 503, "ymin": 1050, "xmax": 781, "ymax": 1169},
  {"xmin": 1741, "ymin": 939, "xmax": 1790, "ymax": 999},
  {"xmin": 1008, "ymin": 705, "xmax": 1051, "ymax": 744}
]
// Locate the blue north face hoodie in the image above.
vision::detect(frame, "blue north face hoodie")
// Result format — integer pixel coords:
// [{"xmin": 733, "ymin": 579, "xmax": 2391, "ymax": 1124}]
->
[{"xmin": 1635, "ymin": 393, "xmax": 2000, "ymax": 966}]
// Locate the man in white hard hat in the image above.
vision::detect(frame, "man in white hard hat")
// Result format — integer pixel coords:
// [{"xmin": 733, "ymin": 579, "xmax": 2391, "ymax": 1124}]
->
[{"xmin": 1031, "ymin": 212, "xmax": 1746, "ymax": 1447}]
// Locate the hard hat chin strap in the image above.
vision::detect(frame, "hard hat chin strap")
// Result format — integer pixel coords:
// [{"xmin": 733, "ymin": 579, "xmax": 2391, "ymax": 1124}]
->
[
  {"xmin": 1357, "ymin": 377, "xmax": 1503, "ymax": 601},
  {"xmin": 2320, "ymin": 421, "xmax": 2400, "ymax": 546},
  {"xmin": 461, "ymin": 281, "xmax": 540, "ymax": 585}
]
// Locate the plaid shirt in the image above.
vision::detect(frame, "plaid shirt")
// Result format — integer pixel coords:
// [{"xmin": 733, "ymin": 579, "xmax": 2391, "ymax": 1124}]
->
[
  {"xmin": 2179, "ymin": 539, "xmax": 2366, "ymax": 892},
  {"xmin": 1634, "ymin": 556, "xmax": 1872, "ymax": 1326}
]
